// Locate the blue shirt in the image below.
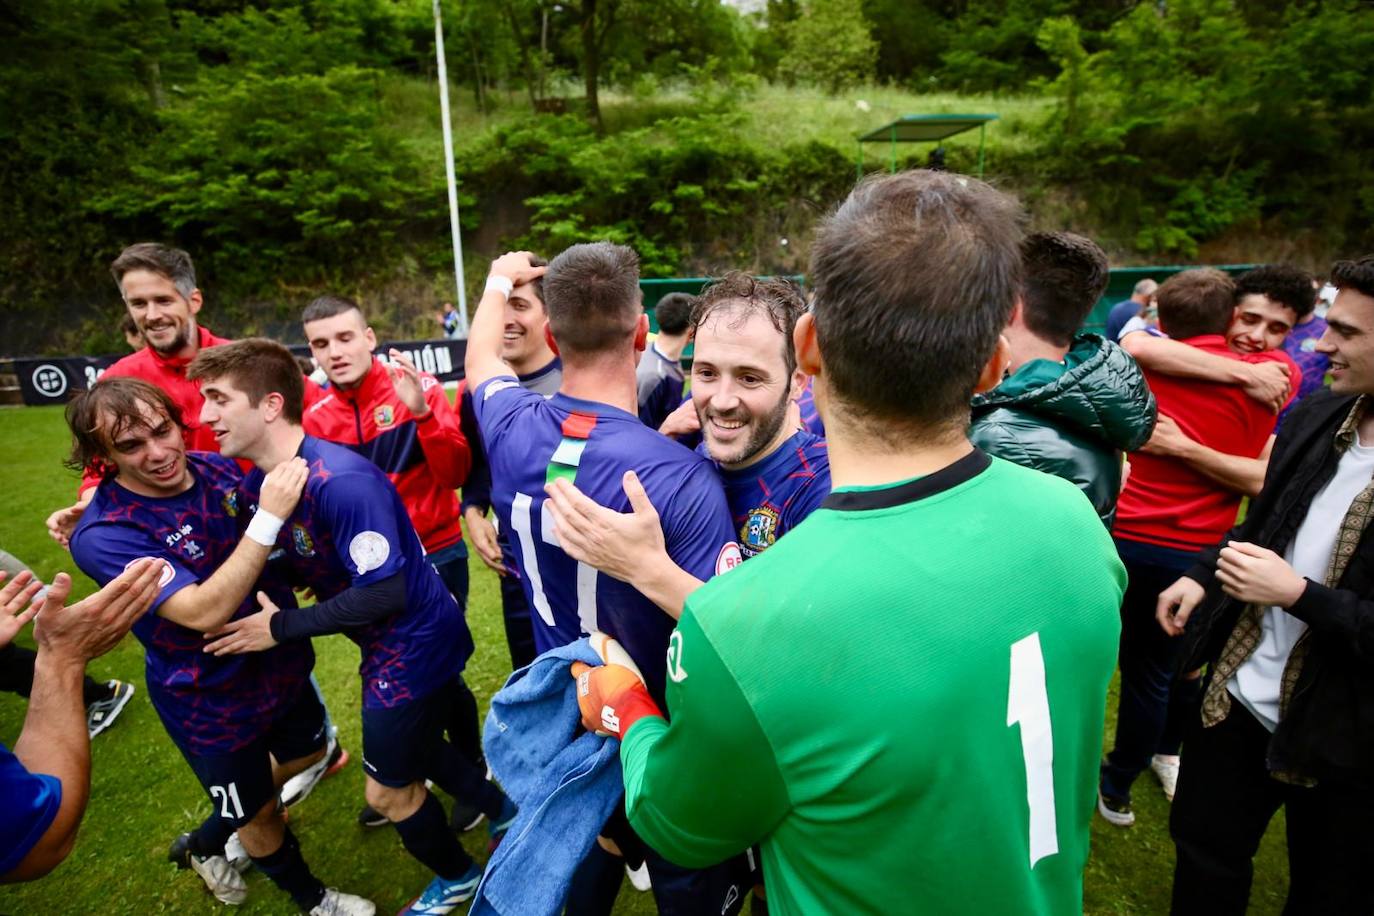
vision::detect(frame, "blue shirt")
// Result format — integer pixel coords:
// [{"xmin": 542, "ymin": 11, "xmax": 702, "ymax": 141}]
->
[
  {"xmin": 240, "ymin": 436, "xmax": 471, "ymax": 709},
  {"xmin": 0, "ymin": 742, "xmax": 59, "ymax": 876},
  {"xmin": 473, "ymin": 378, "xmax": 736, "ymax": 702},
  {"xmin": 713, "ymin": 430, "xmax": 831, "ymax": 558},
  {"xmin": 1105, "ymin": 299, "xmax": 1143, "ymax": 341},
  {"xmin": 795, "ymin": 377, "xmax": 826, "ymax": 438},
  {"xmin": 635, "ymin": 344, "xmax": 685, "ymax": 430},
  {"xmin": 70, "ymin": 453, "xmax": 313, "ymax": 756}
]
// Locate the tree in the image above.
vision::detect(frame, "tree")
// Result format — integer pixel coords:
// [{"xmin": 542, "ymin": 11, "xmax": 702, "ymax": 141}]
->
[{"xmin": 778, "ymin": 0, "xmax": 877, "ymax": 94}]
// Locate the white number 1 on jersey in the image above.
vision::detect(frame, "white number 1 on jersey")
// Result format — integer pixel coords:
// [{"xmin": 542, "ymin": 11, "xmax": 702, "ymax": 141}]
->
[
  {"xmin": 510, "ymin": 491, "xmax": 599, "ymax": 635},
  {"xmin": 1007, "ymin": 632, "xmax": 1059, "ymax": 868}
]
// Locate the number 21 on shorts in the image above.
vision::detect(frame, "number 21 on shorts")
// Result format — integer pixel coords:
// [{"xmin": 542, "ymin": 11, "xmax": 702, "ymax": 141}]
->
[
  {"xmin": 1007, "ymin": 632, "xmax": 1058, "ymax": 868},
  {"xmin": 210, "ymin": 782, "xmax": 245, "ymax": 820}
]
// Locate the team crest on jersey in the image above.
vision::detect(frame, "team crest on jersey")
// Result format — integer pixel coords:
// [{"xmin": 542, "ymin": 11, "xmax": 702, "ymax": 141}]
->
[
  {"xmin": 374, "ymin": 405, "xmax": 395, "ymax": 428},
  {"xmin": 221, "ymin": 489, "xmax": 239, "ymax": 518},
  {"xmin": 740, "ymin": 506, "xmax": 780, "ymax": 557},
  {"xmin": 292, "ymin": 524, "xmax": 317, "ymax": 557}
]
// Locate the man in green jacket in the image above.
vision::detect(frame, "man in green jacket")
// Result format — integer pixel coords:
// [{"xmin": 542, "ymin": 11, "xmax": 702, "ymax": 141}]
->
[
  {"xmin": 570, "ymin": 171, "xmax": 1126, "ymax": 915},
  {"xmin": 970, "ymin": 231, "xmax": 1157, "ymax": 526}
]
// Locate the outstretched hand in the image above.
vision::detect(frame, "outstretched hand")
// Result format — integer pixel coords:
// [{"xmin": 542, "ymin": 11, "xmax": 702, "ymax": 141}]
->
[
  {"xmin": 386, "ymin": 349, "xmax": 429, "ymax": 416},
  {"xmin": 544, "ymin": 471, "xmax": 665, "ymax": 584},
  {"xmin": 0, "ymin": 571, "xmax": 43, "ymax": 648},
  {"xmin": 203, "ymin": 591, "xmax": 280, "ymax": 655}
]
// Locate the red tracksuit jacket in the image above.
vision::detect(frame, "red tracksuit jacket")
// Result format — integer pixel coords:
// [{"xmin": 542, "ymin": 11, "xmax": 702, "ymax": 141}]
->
[{"xmin": 302, "ymin": 358, "xmax": 471, "ymax": 554}]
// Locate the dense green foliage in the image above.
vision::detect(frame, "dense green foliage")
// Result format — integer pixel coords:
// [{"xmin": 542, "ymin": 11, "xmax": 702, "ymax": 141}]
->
[{"xmin": 2, "ymin": 0, "xmax": 1371, "ymax": 354}]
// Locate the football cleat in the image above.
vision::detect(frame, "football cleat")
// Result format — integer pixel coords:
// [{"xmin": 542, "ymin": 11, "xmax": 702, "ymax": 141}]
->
[
  {"xmin": 169, "ymin": 832, "xmax": 249, "ymax": 905},
  {"xmin": 87, "ymin": 680, "xmax": 135, "ymax": 738},
  {"xmin": 281, "ymin": 736, "xmax": 348, "ymax": 807},
  {"xmin": 310, "ymin": 888, "xmax": 376, "ymax": 916},
  {"xmin": 398, "ymin": 864, "xmax": 482, "ymax": 915},
  {"xmin": 487, "ymin": 796, "xmax": 518, "ymax": 852}
]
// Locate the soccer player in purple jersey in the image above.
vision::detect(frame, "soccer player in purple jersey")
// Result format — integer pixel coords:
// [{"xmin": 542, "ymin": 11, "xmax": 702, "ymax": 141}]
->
[
  {"xmin": 187, "ymin": 340, "xmax": 511, "ymax": 915},
  {"xmin": 465, "ymin": 246, "xmax": 745, "ymax": 915},
  {"xmin": 547, "ymin": 272, "xmax": 831, "ymax": 612},
  {"xmin": 64, "ymin": 378, "xmax": 373, "ymax": 916}
]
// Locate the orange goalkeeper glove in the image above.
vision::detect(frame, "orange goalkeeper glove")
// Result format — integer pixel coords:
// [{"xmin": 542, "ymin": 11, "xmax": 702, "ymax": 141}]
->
[{"xmin": 570, "ymin": 661, "xmax": 662, "ymax": 738}]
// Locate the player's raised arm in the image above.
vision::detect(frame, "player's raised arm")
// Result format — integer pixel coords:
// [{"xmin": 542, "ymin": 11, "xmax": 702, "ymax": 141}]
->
[
  {"xmin": 155, "ymin": 457, "xmax": 309, "ymax": 632},
  {"xmin": 387, "ymin": 348, "xmax": 473, "ymax": 488},
  {"xmin": 464, "ymin": 251, "xmax": 547, "ymax": 389}
]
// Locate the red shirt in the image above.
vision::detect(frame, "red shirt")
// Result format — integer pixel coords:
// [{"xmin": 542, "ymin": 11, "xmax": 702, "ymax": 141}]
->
[
  {"xmin": 302, "ymin": 359, "xmax": 471, "ymax": 553},
  {"xmin": 1114, "ymin": 335, "xmax": 1301, "ymax": 551},
  {"xmin": 80, "ymin": 326, "xmax": 234, "ymax": 493}
]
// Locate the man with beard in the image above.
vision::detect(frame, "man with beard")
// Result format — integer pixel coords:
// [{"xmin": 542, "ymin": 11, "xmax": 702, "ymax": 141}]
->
[{"xmin": 545, "ymin": 271, "xmax": 831, "ymax": 616}]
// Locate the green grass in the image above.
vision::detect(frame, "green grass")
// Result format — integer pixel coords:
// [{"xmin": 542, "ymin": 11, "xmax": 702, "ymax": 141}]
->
[{"xmin": 0, "ymin": 404, "xmax": 1289, "ymax": 914}]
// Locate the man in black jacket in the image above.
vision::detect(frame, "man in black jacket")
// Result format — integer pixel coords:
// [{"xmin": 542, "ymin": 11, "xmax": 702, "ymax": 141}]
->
[{"xmin": 1156, "ymin": 254, "xmax": 1374, "ymax": 915}]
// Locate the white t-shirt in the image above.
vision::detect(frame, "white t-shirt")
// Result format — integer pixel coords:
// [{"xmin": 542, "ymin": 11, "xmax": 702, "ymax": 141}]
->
[{"xmin": 1230, "ymin": 434, "xmax": 1374, "ymax": 731}]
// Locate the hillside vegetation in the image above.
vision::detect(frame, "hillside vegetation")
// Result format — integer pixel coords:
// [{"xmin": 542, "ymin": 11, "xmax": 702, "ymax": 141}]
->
[{"xmin": 3, "ymin": 0, "xmax": 1371, "ymax": 355}]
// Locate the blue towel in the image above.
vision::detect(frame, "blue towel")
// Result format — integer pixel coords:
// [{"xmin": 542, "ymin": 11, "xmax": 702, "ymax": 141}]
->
[{"xmin": 471, "ymin": 638, "xmax": 624, "ymax": 916}]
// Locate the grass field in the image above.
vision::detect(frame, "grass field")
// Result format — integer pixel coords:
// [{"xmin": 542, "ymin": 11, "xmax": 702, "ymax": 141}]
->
[{"xmin": 0, "ymin": 404, "xmax": 1290, "ymax": 914}]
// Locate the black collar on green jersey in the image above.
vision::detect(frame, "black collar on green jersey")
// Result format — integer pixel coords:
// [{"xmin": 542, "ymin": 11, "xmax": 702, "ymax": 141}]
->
[{"xmin": 821, "ymin": 447, "xmax": 990, "ymax": 512}]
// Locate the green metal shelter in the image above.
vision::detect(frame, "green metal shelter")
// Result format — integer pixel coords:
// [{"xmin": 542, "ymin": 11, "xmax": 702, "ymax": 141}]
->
[{"xmin": 856, "ymin": 114, "xmax": 998, "ymax": 180}]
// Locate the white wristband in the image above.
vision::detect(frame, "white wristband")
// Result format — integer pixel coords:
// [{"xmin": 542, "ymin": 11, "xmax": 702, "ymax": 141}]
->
[
  {"xmin": 245, "ymin": 508, "xmax": 286, "ymax": 547},
  {"xmin": 485, "ymin": 275, "xmax": 514, "ymax": 299}
]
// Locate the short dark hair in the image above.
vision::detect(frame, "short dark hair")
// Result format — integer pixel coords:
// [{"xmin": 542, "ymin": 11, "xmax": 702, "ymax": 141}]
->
[
  {"xmin": 1154, "ymin": 269, "xmax": 1236, "ymax": 340},
  {"xmin": 522, "ymin": 254, "xmax": 549, "ymax": 308},
  {"xmin": 653, "ymin": 293, "xmax": 695, "ymax": 336},
  {"xmin": 1235, "ymin": 264, "xmax": 1314, "ymax": 318},
  {"xmin": 110, "ymin": 243, "xmax": 197, "ymax": 300},
  {"xmin": 64, "ymin": 377, "xmax": 183, "ymax": 474},
  {"xmin": 302, "ymin": 294, "xmax": 365, "ymax": 325},
  {"xmin": 1331, "ymin": 256, "xmax": 1374, "ymax": 301},
  {"xmin": 691, "ymin": 273, "xmax": 806, "ymax": 376},
  {"xmin": 542, "ymin": 242, "xmax": 642, "ymax": 355},
  {"xmin": 809, "ymin": 170, "xmax": 1024, "ymax": 439},
  {"xmin": 1020, "ymin": 231, "xmax": 1110, "ymax": 347},
  {"xmin": 187, "ymin": 338, "xmax": 305, "ymax": 424}
]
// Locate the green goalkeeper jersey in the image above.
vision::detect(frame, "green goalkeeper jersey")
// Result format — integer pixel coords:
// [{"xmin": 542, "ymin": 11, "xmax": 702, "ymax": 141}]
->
[{"xmin": 621, "ymin": 450, "xmax": 1125, "ymax": 915}]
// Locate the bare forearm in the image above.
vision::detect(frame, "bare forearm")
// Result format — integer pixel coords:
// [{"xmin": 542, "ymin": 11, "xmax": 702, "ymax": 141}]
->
[
  {"xmin": 1124, "ymin": 334, "xmax": 1248, "ymax": 384},
  {"xmin": 9, "ymin": 650, "xmax": 89, "ymax": 880},
  {"xmin": 464, "ymin": 288, "xmax": 512, "ymax": 386},
  {"xmin": 1178, "ymin": 440, "xmax": 1267, "ymax": 497},
  {"xmin": 628, "ymin": 554, "xmax": 703, "ymax": 621},
  {"xmin": 158, "ymin": 538, "xmax": 272, "ymax": 632}
]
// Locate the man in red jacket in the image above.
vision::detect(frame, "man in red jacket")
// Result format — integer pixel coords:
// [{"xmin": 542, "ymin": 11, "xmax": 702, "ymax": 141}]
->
[{"xmin": 300, "ymin": 295, "xmax": 488, "ymax": 833}]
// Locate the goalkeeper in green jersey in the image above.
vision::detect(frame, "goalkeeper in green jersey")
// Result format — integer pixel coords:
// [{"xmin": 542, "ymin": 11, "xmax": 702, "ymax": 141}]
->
[{"xmin": 571, "ymin": 170, "xmax": 1126, "ymax": 915}]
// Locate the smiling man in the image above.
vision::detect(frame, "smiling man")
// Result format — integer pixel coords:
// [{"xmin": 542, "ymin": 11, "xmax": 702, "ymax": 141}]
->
[
  {"xmin": 1153, "ymin": 255, "xmax": 1374, "ymax": 914},
  {"xmin": 64, "ymin": 377, "xmax": 372, "ymax": 915},
  {"xmin": 188, "ymin": 339, "xmax": 510, "ymax": 915}
]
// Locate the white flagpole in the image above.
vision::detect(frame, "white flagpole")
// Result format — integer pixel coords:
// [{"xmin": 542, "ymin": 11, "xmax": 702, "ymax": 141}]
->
[{"xmin": 434, "ymin": 0, "xmax": 468, "ymax": 337}]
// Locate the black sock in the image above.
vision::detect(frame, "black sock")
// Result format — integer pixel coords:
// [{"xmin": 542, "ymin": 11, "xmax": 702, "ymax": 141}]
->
[
  {"xmin": 187, "ymin": 814, "xmax": 233, "ymax": 858},
  {"xmin": 394, "ymin": 791, "xmax": 471, "ymax": 880},
  {"xmin": 430, "ymin": 738, "xmax": 505, "ymax": 820},
  {"xmin": 564, "ymin": 843, "xmax": 624, "ymax": 916},
  {"xmin": 252, "ymin": 827, "xmax": 326, "ymax": 911}
]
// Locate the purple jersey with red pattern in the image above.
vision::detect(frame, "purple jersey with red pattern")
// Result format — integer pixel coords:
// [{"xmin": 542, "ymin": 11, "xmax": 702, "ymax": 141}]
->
[
  {"xmin": 796, "ymin": 377, "xmax": 826, "ymax": 438},
  {"xmin": 708, "ymin": 430, "xmax": 831, "ymax": 558},
  {"xmin": 240, "ymin": 436, "xmax": 471, "ymax": 710},
  {"xmin": 69, "ymin": 452, "xmax": 312, "ymax": 756},
  {"xmin": 473, "ymin": 378, "xmax": 737, "ymax": 703}
]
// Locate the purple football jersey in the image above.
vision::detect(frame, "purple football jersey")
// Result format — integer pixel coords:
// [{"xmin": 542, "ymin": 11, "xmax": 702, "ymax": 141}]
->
[
  {"xmin": 70, "ymin": 452, "xmax": 312, "ymax": 756},
  {"xmin": 473, "ymin": 378, "xmax": 737, "ymax": 702},
  {"xmin": 239, "ymin": 436, "xmax": 471, "ymax": 709},
  {"xmin": 712, "ymin": 430, "xmax": 831, "ymax": 558}
]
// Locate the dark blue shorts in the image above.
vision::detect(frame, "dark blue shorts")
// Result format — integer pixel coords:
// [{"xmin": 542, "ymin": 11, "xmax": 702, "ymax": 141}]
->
[
  {"xmin": 361, "ymin": 676, "xmax": 463, "ymax": 788},
  {"xmin": 180, "ymin": 684, "xmax": 328, "ymax": 827}
]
